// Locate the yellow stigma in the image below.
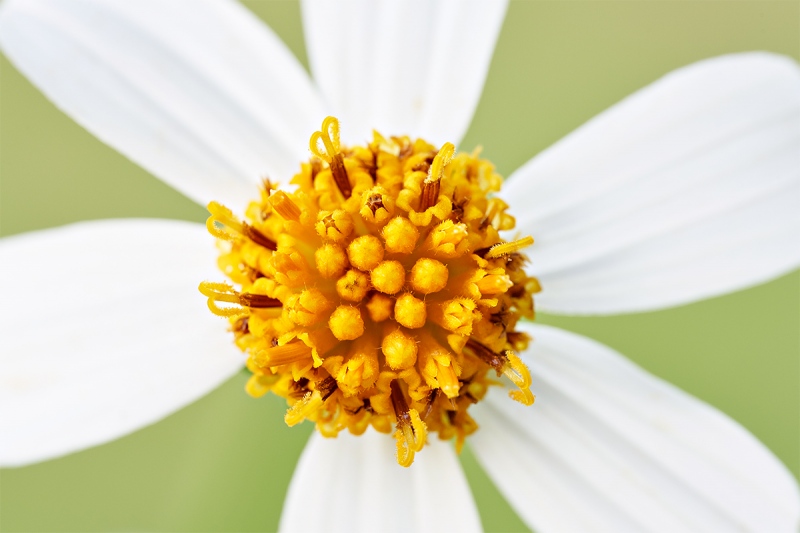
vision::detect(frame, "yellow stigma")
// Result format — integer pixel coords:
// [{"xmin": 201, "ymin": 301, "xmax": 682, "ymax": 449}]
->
[{"xmin": 201, "ymin": 117, "xmax": 540, "ymax": 466}]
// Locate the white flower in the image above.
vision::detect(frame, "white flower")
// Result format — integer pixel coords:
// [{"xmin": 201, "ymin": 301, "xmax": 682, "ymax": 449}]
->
[{"xmin": 1, "ymin": 0, "xmax": 799, "ymax": 532}]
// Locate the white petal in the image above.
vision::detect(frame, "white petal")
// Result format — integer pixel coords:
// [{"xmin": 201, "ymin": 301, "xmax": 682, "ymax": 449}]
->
[
  {"xmin": 0, "ymin": 0, "xmax": 325, "ymax": 209},
  {"xmin": 470, "ymin": 323, "xmax": 800, "ymax": 533},
  {"xmin": 0, "ymin": 220, "xmax": 243, "ymax": 467},
  {"xmin": 301, "ymin": 0, "xmax": 507, "ymax": 146},
  {"xmin": 279, "ymin": 430, "xmax": 481, "ymax": 533},
  {"xmin": 503, "ymin": 53, "xmax": 800, "ymax": 314}
]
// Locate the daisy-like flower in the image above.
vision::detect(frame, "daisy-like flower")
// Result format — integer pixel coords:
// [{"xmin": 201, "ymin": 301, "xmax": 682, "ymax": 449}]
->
[{"xmin": 1, "ymin": 0, "xmax": 799, "ymax": 531}]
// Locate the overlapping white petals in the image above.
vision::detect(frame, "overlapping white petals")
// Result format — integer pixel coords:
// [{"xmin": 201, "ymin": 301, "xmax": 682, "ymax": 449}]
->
[
  {"xmin": 280, "ymin": 430, "xmax": 481, "ymax": 533},
  {"xmin": 470, "ymin": 323, "xmax": 800, "ymax": 533},
  {"xmin": 504, "ymin": 53, "xmax": 800, "ymax": 314},
  {"xmin": 0, "ymin": 0, "xmax": 325, "ymax": 209},
  {"xmin": 301, "ymin": 0, "xmax": 507, "ymax": 147},
  {"xmin": 0, "ymin": 220, "xmax": 244, "ymax": 467}
]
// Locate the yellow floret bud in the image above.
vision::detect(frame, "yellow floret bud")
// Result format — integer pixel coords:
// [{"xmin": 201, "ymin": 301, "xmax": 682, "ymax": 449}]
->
[
  {"xmin": 336, "ymin": 269, "xmax": 370, "ymax": 302},
  {"xmin": 382, "ymin": 329, "xmax": 418, "ymax": 370},
  {"xmin": 381, "ymin": 216, "xmax": 419, "ymax": 254},
  {"xmin": 286, "ymin": 288, "xmax": 331, "ymax": 326},
  {"xmin": 394, "ymin": 293, "xmax": 426, "ymax": 329},
  {"xmin": 365, "ymin": 292, "xmax": 393, "ymax": 322},
  {"xmin": 329, "ymin": 305, "xmax": 365, "ymax": 341},
  {"xmin": 409, "ymin": 258, "xmax": 449, "ymax": 294},
  {"xmin": 371, "ymin": 260, "xmax": 406, "ymax": 294},
  {"xmin": 347, "ymin": 235, "xmax": 384, "ymax": 271},
  {"xmin": 315, "ymin": 243, "xmax": 347, "ymax": 279},
  {"xmin": 316, "ymin": 209, "xmax": 354, "ymax": 242},
  {"xmin": 425, "ymin": 220, "xmax": 470, "ymax": 258}
]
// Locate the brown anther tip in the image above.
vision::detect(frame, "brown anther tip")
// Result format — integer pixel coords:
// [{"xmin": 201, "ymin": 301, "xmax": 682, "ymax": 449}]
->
[
  {"xmin": 367, "ymin": 193, "xmax": 385, "ymax": 215},
  {"xmin": 243, "ymin": 224, "xmax": 277, "ymax": 251},
  {"xmin": 239, "ymin": 294, "xmax": 282, "ymax": 308},
  {"xmin": 419, "ymin": 179, "xmax": 440, "ymax": 212},
  {"xmin": 465, "ymin": 338, "xmax": 507, "ymax": 374},
  {"xmin": 389, "ymin": 379, "xmax": 412, "ymax": 426},
  {"xmin": 317, "ymin": 376, "xmax": 339, "ymax": 401},
  {"xmin": 330, "ymin": 154, "xmax": 352, "ymax": 199}
]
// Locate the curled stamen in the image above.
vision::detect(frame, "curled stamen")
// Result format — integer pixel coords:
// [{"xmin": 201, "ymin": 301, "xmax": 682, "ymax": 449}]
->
[
  {"xmin": 310, "ymin": 116, "xmax": 351, "ymax": 199},
  {"xmin": 389, "ymin": 380, "xmax": 427, "ymax": 466},
  {"xmin": 199, "ymin": 282, "xmax": 281, "ymax": 317},
  {"xmin": 420, "ymin": 143, "xmax": 455, "ymax": 211},
  {"xmin": 485, "ymin": 236, "xmax": 535, "ymax": 259},
  {"xmin": 465, "ymin": 339, "xmax": 535, "ymax": 406},
  {"xmin": 206, "ymin": 202, "xmax": 276, "ymax": 250},
  {"xmin": 503, "ymin": 350, "xmax": 535, "ymax": 405}
]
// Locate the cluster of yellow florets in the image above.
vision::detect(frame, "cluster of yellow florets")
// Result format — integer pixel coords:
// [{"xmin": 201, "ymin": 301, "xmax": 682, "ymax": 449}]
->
[{"xmin": 200, "ymin": 117, "xmax": 540, "ymax": 466}]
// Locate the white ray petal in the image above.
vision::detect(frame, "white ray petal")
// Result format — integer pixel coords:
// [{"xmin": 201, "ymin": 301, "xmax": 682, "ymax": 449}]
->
[
  {"xmin": 470, "ymin": 323, "xmax": 800, "ymax": 533},
  {"xmin": 279, "ymin": 430, "xmax": 481, "ymax": 533},
  {"xmin": 503, "ymin": 53, "xmax": 800, "ymax": 314},
  {"xmin": 0, "ymin": 220, "xmax": 244, "ymax": 467},
  {"xmin": 0, "ymin": 0, "xmax": 325, "ymax": 209},
  {"xmin": 301, "ymin": 0, "xmax": 507, "ymax": 146}
]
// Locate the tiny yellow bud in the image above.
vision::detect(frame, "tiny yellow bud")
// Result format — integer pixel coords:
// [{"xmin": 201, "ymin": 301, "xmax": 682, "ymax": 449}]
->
[
  {"xmin": 409, "ymin": 258, "xmax": 449, "ymax": 294},
  {"xmin": 365, "ymin": 292, "xmax": 393, "ymax": 322},
  {"xmin": 347, "ymin": 235, "xmax": 384, "ymax": 271},
  {"xmin": 371, "ymin": 260, "xmax": 406, "ymax": 294},
  {"xmin": 381, "ymin": 216, "xmax": 419, "ymax": 254},
  {"xmin": 477, "ymin": 273, "xmax": 513, "ymax": 295},
  {"xmin": 336, "ymin": 269, "xmax": 370, "ymax": 302},
  {"xmin": 394, "ymin": 293, "xmax": 426, "ymax": 329},
  {"xmin": 329, "ymin": 305, "xmax": 365, "ymax": 341},
  {"xmin": 382, "ymin": 329, "xmax": 418, "ymax": 370},
  {"xmin": 314, "ymin": 243, "xmax": 347, "ymax": 279}
]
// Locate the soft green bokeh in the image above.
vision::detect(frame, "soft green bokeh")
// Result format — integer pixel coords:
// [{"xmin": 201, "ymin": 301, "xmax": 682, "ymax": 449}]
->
[{"xmin": 1, "ymin": 1, "xmax": 798, "ymax": 532}]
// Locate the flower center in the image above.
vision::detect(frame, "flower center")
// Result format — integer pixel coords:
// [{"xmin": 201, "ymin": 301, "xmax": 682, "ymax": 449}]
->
[{"xmin": 200, "ymin": 117, "xmax": 540, "ymax": 466}]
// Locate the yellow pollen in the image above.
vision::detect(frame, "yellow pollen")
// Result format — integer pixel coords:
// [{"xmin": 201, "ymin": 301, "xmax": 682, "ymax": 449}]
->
[
  {"xmin": 382, "ymin": 216, "xmax": 419, "ymax": 254},
  {"xmin": 371, "ymin": 260, "xmax": 406, "ymax": 295},
  {"xmin": 347, "ymin": 235, "xmax": 384, "ymax": 271},
  {"xmin": 315, "ymin": 243, "xmax": 347, "ymax": 279},
  {"xmin": 329, "ymin": 305, "xmax": 365, "ymax": 341},
  {"xmin": 336, "ymin": 269, "xmax": 370, "ymax": 302},
  {"xmin": 394, "ymin": 293, "xmax": 427, "ymax": 329},
  {"xmin": 200, "ymin": 116, "xmax": 538, "ymax": 467},
  {"xmin": 382, "ymin": 328, "xmax": 418, "ymax": 370},
  {"xmin": 410, "ymin": 258, "xmax": 449, "ymax": 294}
]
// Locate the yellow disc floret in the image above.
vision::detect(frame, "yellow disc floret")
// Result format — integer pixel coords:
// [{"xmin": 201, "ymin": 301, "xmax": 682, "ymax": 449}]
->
[{"xmin": 200, "ymin": 117, "xmax": 540, "ymax": 466}]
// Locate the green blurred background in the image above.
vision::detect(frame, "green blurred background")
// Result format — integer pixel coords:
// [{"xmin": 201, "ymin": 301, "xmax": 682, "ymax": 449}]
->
[{"xmin": 1, "ymin": 1, "xmax": 798, "ymax": 531}]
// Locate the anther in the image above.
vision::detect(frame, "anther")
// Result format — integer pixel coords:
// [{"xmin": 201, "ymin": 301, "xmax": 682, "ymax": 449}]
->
[
  {"xmin": 269, "ymin": 191, "xmax": 302, "ymax": 221},
  {"xmin": 419, "ymin": 143, "xmax": 454, "ymax": 211},
  {"xmin": 256, "ymin": 342, "xmax": 313, "ymax": 367},
  {"xmin": 310, "ymin": 116, "xmax": 352, "ymax": 199},
  {"xmin": 485, "ymin": 236, "xmax": 535, "ymax": 259}
]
